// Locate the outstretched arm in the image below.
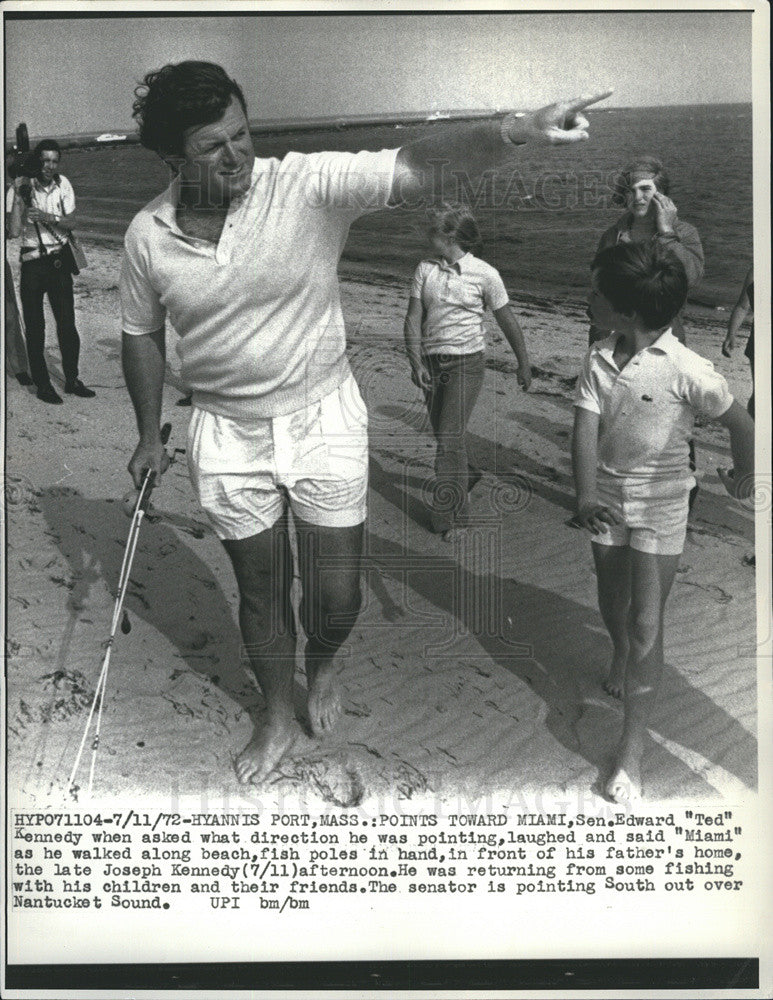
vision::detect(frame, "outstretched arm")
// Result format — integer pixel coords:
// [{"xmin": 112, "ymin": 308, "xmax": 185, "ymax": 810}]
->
[
  {"xmin": 722, "ymin": 266, "xmax": 753, "ymax": 356},
  {"xmin": 391, "ymin": 92, "xmax": 612, "ymax": 204},
  {"xmin": 122, "ymin": 327, "xmax": 170, "ymax": 488},
  {"xmin": 492, "ymin": 304, "xmax": 531, "ymax": 389}
]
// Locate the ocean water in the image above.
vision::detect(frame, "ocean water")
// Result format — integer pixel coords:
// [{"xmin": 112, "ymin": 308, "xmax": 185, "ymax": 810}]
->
[{"xmin": 61, "ymin": 103, "xmax": 752, "ymax": 311}]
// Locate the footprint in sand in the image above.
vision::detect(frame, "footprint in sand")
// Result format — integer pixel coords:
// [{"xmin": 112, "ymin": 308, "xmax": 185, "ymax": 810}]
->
[
  {"xmin": 278, "ymin": 752, "xmax": 366, "ymax": 808},
  {"xmin": 343, "ymin": 700, "xmax": 371, "ymax": 718}
]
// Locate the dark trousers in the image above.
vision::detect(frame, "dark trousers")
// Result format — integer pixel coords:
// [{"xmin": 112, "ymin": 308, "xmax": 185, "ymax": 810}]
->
[
  {"xmin": 424, "ymin": 351, "xmax": 485, "ymax": 532},
  {"xmin": 19, "ymin": 255, "xmax": 81, "ymax": 388}
]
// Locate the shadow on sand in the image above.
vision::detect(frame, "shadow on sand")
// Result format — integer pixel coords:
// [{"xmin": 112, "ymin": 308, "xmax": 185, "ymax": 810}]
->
[{"xmin": 367, "ymin": 450, "xmax": 757, "ymax": 799}]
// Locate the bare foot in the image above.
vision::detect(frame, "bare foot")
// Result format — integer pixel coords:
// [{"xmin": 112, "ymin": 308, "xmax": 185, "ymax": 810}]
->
[
  {"xmin": 603, "ymin": 657, "xmax": 626, "ymax": 699},
  {"xmin": 234, "ymin": 713, "xmax": 297, "ymax": 785},
  {"xmin": 606, "ymin": 758, "xmax": 642, "ymax": 805},
  {"xmin": 307, "ymin": 663, "xmax": 343, "ymax": 736}
]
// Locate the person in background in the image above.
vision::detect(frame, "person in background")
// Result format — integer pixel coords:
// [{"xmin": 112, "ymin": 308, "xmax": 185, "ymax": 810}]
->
[
  {"xmin": 588, "ymin": 155, "xmax": 703, "ymax": 346},
  {"xmin": 403, "ymin": 202, "xmax": 531, "ymax": 539},
  {"xmin": 6, "ymin": 139, "xmax": 95, "ymax": 404},
  {"xmin": 574, "ymin": 242, "xmax": 754, "ymax": 805},
  {"xmin": 722, "ymin": 265, "xmax": 754, "ymax": 418}
]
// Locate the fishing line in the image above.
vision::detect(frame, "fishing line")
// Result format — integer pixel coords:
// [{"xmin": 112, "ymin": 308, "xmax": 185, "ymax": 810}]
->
[{"xmin": 66, "ymin": 423, "xmax": 171, "ymax": 800}]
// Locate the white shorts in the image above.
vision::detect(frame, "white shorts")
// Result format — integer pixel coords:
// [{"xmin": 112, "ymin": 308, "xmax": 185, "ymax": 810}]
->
[
  {"xmin": 187, "ymin": 374, "xmax": 369, "ymax": 540},
  {"xmin": 591, "ymin": 478, "xmax": 690, "ymax": 556}
]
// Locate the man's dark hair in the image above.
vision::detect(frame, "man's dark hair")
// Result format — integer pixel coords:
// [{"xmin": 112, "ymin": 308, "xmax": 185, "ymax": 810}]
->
[
  {"xmin": 132, "ymin": 61, "xmax": 247, "ymax": 156},
  {"xmin": 592, "ymin": 242, "xmax": 689, "ymax": 331}
]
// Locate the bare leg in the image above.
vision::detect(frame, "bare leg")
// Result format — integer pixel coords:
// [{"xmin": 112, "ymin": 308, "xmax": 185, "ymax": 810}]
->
[
  {"xmin": 295, "ymin": 518, "xmax": 364, "ymax": 736},
  {"xmin": 607, "ymin": 549, "xmax": 680, "ymax": 804},
  {"xmin": 591, "ymin": 543, "xmax": 631, "ymax": 698},
  {"xmin": 222, "ymin": 516, "xmax": 299, "ymax": 784}
]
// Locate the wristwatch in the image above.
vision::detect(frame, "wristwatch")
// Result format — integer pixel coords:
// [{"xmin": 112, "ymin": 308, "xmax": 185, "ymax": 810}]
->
[{"xmin": 500, "ymin": 112, "xmax": 528, "ymax": 147}]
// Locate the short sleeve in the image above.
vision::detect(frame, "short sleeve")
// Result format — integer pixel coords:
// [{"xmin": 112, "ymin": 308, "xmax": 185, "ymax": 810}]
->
[
  {"xmin": 482, "ymin": 265, "xmax": 510, "ymax": 312},
  {"xmin": 678, "ymin": 355, "xmax": 733, "ymax": 419},
  {"xmin": 574, "ymin": 349, "xmax": 601, "ymax": 414},
  {"xmin": 410, "ymin": 262, "xmax": 428, "ymax": 299},
  {"xmin": 59, "ymin": 176, "xmax": 75, "ymax": 215},
  {"xmin": 299, "ymin": 148, "xmax": 399, "ymax": 219},
  {"xmin": 120, "ymin": 224, "xmax": 166, "ymax": 336}
]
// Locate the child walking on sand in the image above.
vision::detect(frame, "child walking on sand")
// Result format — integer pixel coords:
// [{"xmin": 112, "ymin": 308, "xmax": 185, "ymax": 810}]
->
[
  {"xmin": 573, "ymin": 242, "xmax": 754, "ymax": 805},
  {"xmin": 403, "ymin": 203, "xmax": 532, "ymax": 538}
]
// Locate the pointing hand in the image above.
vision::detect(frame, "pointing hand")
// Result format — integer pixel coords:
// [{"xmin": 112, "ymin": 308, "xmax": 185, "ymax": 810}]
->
[{"xmin": 505, "ymin": 91, "xmax": 613, "ymax": 145}]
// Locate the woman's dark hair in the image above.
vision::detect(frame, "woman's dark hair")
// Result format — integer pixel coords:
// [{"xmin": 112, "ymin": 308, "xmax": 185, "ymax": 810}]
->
[
  {"xmin": 31, "ymin": 139, "xmax": 61, "ymax": 179},
  {"xmin": 592, "ymin": 242, "xmax": 688, "ymax": 330},
  {"xmin": 426, "ymin": 202, "xmax": 484, "ymax": 256},
  {"xmin": 132, "ymin": 61, "xmax": 247, "ymax": 156},
  {"xmin": 611, "ymin": 155, "xmax": 670, "ymax": 208}
]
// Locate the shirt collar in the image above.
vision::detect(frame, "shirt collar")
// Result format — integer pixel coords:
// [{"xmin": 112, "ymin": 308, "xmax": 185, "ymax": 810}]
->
[
  {"xmin": 431, "ymin": 251, "xmax": 472, "ymax": 274},
  {"xmin": 594, "ymin": 327, "xmax": 677, "ymax": 367},
  {"xmin": 151, "ymin": 161, "xmax": 259, "ymax": 232},
  {"xmin": 648, "ymin": 327, "xmax": 680, "ymax": 355},
  {"xmin": 151, "ymin": 176, "xmax": 179, "ymax": 230},
  {"xmin": 33, "ymin": 176, "xmax": 60, "ymax": 192}
]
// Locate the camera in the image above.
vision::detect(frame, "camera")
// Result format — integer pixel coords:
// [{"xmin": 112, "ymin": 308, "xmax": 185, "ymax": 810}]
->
[{"xmin": 6, "ymin": 122, "xmax": 34, "ymax": 204}]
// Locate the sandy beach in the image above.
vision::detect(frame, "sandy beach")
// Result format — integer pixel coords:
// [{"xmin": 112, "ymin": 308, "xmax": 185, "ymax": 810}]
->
[{"xmin": 4, "ymin": 235, "xmax": 758, "ymax": 811}]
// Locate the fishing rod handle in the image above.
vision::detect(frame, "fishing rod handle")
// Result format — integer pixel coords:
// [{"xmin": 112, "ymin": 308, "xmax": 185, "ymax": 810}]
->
[{"xmin": 137, "ymin": 422, "xmax": 173, "ymax": 512}]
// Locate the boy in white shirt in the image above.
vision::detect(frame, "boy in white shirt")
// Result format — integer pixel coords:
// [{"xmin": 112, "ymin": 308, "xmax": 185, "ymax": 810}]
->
[{"xmin": 573, "ymin": 242, "xmax": 754, "ymax": 804}]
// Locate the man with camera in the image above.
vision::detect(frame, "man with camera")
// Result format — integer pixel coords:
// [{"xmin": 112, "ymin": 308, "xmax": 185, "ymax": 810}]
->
[{"xmin": 6, "ymin": 139, "xmax": 95, "ymax": 403}]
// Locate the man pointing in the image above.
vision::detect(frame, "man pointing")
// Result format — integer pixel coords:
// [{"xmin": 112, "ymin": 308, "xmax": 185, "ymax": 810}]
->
[{"xmin": 121, "ymin": 60, "xmax": 609, "ymax": 784}]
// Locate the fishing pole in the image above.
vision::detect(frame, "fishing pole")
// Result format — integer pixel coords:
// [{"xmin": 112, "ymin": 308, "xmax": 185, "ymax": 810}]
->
[{"xmin": 66, "ymin": 423, "xmax": 172, "ymax": 800}]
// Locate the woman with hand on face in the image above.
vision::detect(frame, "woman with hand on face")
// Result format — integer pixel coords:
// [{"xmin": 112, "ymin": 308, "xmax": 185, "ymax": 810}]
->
[{"xmin": 588, "ymin": 156, "xmax": 704, "ymax": 346}]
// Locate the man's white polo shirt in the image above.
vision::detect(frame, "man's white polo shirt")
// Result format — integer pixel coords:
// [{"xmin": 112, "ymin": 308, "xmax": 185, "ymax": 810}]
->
[
  {"xmin": 410, "ymin": 252, "xmax": 510, "ymax": 355},
  {"xmin": 121, "ymin": 148, "xmax": 398, "ymax": 419},
  {"xmin": 574, "ymin": 328, "xmax": 733, "ymax": 489}
]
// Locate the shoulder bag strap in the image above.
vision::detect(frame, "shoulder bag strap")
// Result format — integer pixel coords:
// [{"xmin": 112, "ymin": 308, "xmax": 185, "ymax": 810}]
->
[
  {"xmin": 33, "ymin": 222, "xmax": 48, "ymax": 256},
  {"xmin": 39, "ymin": 219, "xmax": 67, "ymax": 247}
]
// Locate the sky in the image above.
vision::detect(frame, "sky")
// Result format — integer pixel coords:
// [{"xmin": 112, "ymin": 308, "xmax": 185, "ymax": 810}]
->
[{"xmin": 3, "ymin": 10, "xmax": 754, "ymax": 137}]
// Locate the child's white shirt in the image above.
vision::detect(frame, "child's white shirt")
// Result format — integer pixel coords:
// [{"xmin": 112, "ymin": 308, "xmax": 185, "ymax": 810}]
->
[
  {"xmin": 410, "ymin": 252, "xmax": 509, "ymax": 355},
  {"xmin": 574, "ymin": 328, "xmax": 733, "ymax": 490}
]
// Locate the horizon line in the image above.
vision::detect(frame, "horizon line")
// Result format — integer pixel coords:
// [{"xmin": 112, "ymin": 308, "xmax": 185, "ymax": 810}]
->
[{"xmin": 6, "ymin": 101, "xmax": 752, "ymax": 146}]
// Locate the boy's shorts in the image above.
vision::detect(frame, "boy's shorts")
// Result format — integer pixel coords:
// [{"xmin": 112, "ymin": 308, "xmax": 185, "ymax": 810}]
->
[
  {"xmin": 187, "ymin": 373, "xmax": 368, "ymax": 540},
  {"xmin": 591, "ymin": 478, "xmax": 691, "ymax": 556}
]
